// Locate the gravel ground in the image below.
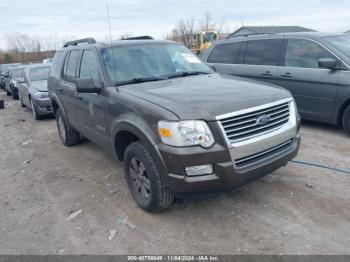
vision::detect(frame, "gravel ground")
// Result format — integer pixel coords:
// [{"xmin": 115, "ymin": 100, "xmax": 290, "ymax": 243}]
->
[{"xmin": 0, "ymin": 92, "xmax": 349, "ymax": 255}]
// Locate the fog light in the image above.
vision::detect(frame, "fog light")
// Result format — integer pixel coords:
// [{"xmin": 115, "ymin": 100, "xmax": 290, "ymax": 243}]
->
[{"xmin": 185, "ymin": 164, "xmax": 213, "ymax": 176}]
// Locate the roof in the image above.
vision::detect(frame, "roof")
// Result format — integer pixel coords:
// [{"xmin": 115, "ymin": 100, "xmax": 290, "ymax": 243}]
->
[
  {"xmin": 229, "ymin": 26, "xmax": 315, "ymax": 38},
  {"xmin": 211, "ymin": 32, "xmax": 343, "ymax": 47}
]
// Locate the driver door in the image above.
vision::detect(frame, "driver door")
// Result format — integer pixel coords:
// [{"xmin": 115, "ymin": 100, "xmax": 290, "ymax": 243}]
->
[{"xmin": 75, "ymin": 49, "xmax": 109, "ymax": 148}]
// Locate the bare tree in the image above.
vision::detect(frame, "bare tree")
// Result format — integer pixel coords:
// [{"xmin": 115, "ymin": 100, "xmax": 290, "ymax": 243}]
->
[
  {"xmin": 176, "ymin": 19, "xmax": 195, "ymax": 48},
  {"xmin": 200, "ymin": 11, "xmax": 215, "ymax": 31}
]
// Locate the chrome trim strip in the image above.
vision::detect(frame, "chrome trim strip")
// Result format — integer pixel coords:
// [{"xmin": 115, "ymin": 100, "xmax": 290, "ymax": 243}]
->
[{"xmin": 215, "ymin": 98, "xmax": 293, "ymax": 121}]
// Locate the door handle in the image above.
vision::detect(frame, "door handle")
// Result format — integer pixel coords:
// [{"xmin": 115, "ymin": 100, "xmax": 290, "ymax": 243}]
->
[
  {"xmin": 75, "ymin": 93, "xmax": 82, "ymax": 100},
  {"xmin": 261, "ymin": 71, "xmax": 273, "ymax": 76},
  {"xmin": 280, "ymin": 72, "xmax": 293, "ymax": 78}
]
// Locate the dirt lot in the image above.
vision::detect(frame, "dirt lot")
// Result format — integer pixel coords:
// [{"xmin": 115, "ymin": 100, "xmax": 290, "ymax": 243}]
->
[{"xmin": 0, "ymin": 91, "xmax": 349, "ymax": 255}]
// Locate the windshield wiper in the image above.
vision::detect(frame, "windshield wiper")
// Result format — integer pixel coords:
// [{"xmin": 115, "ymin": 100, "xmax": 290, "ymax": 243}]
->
[
  {"xmin": 114, "ymin": 77, "xmax": 167, "ymax": 86},
  {"xmin": 166, "ymin": 71, "xmax": 211, "ymax": 79}
]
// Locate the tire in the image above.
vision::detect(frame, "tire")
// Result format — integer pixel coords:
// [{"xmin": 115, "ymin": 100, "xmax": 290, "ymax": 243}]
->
[
  {"xmin": 342, "ymin": 105, "xmax": 350, "ymax": 136},
  {"xmin": 56, "ymin": 107, "xmax": 80, "ymax": 146},
  {"xmin": 12, "ymin": 92, "xmax": 19, "ymax": 100},
  {"xmin": 20, "ymin": 95, "xmax": 25, "ymax": 108},
  {"xmin": 124, "ymin": 141, "xmax": 174, "ymax": 212},
  {"xmin": 30, "ymin": 98, "xmax": 41, "ymax": 120},
  {"xmin": 6, "ymin": 90, "xmax": 11, "ymax": 96}
]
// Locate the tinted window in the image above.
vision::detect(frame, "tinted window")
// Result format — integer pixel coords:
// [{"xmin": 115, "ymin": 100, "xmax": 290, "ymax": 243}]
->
[
  {"xmin": 64, "ymin": 50, "xmax": 80, "ymax": 82},
  {"xmin": 79, "ymin": 50, "xmax": 101, "ymax": 83},
  {"xmin": 207, "ymin": 42, "xmax": 241, "ymax": 64},
  {"xmin": 284, "ymin": 39, "xmax": 335, "ymax": 68},
  {"xmin": 244, "ymin": 39, "xmax": 283, "ymax": 66}
]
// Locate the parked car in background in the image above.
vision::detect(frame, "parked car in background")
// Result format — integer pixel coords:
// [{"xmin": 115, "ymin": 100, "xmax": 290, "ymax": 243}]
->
[
  {"xmin": 4, "ymin": 66, "xmax": 25, "ymax": 100},
  {"xmin": 18, "ymin": 64, "xmax": 52, "ymax": 120},
  {"xmin": 203, "ymin": 32, "xmax": 350, "ymax": 136},
  {"xmin": 0, "ymin": 63, "xmax": 22, "ymax": 90},
  {"xmin": 48, "ymin": 37, "xmax": 300, "ymax": 212}
]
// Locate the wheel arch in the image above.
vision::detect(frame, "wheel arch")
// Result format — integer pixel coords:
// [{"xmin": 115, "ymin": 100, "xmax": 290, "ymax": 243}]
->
[{"xmin": 338, "ymin": 98, "xmax": 350, "ymax": 125}]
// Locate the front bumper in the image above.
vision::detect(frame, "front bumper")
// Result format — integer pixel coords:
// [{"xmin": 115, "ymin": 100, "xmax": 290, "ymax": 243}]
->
[
  {"xmin": 158, "ymin": 136, "xmax": 300, "ymax": 193},
  {"xmin": 157, "ymin": 105, "xmax": 300, "ymax": 194},
  {"xmin": 33, "ymin": 97, "xmax": 53, "ymax": 115}
]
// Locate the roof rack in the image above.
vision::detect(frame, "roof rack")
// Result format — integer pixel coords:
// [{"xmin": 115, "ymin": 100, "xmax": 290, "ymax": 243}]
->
[
  {"xmin": 121, "ymin": 36, "xmax": 154, "ymax": 40},
  {"xmin": 63, "ymin": 38, "xmax": 96, "ymax": 48}
]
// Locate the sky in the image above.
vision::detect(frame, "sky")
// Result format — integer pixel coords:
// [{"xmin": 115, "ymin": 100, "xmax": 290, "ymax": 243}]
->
[{"xmin": 0, "ymin": 0, "xmax": 350, "ymax": 50}]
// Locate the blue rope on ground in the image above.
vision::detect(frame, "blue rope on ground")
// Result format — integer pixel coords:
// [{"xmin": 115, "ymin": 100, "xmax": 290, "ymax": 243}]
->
[{"xmin": 290, "ymin": 159, "xmax": 350, "ymax": 175}]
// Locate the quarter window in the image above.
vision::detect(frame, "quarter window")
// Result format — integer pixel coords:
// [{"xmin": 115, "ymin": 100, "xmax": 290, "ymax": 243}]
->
[
  {"xmin": 63, "ymin": 50, "xmax": 80, "ymax": 82},
  {"xmin": 284, "ymin": 39, "xmax": 335, "ymax": 68},
  {"xmin": 207, "ymin": 42, "xmax": 241, "ymax": 64},
  {"xmin": 79, "ymin": 50, "xmax": 101, "ymax": 83},
  {"xmin": 244, "ymin": 39, "xmax": 283, "ymax": 66}
]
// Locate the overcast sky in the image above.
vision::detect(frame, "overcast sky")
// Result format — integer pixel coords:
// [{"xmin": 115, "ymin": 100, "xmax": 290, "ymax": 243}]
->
[{"xmin": 0, "ymin": 0, "xmax": 350, "ymax": 50}]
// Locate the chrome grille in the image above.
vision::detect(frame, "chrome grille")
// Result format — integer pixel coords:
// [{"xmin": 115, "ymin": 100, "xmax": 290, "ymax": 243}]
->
[
  {"xmin": 219, "ymin": 102, "xmax": 290, "ymax": 142},
  {"xmin": 235, "ymin": 139, "xmax": 294, "ymax": 170}
]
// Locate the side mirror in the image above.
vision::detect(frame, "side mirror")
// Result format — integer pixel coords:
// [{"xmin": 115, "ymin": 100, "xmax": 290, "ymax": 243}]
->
[
  {"xmin": 318, "ymin": 58, "xmax": 339, "ymax": 70},
  {"xmin": 76, "ymin": 77, "xmax": 102, "ymax": 94}
]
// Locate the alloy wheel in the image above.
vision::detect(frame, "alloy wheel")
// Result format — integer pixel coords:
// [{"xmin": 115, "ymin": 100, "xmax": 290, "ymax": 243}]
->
[
  {"xmin": 57, "ymin": 115, "xmax": 66, "ymax": 143},
  {"xmin": 129, "ymin": 157, "xmax": 151, "ymax": 200}
]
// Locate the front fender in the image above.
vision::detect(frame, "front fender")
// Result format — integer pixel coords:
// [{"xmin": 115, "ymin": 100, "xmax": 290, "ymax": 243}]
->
[{"xmin": 110, "ymin": 113, "xmax": 169, "ymax": 179}]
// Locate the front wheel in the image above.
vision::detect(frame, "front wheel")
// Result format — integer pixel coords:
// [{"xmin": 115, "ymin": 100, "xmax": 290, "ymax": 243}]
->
[
  {"xmin": 124, "ymin": 141, "xmax": 174, "ymax": 212},
  {"xmin": 342, "ymin": 105, "xmax": 350, "ymax": 136},
  {"xmin": 6, "ymin": 90, "xmax": 11, "ymax": 96},
  {"xmin": 56, "ymin": 107, "xmax": 80, "ymax": 146}
]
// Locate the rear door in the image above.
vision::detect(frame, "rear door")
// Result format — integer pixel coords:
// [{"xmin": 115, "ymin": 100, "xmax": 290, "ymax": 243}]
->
[
  {"xmin": 207, "ymin": 39, "xmax": 284, "ymax": 86},
  {"xmin": 75, "ymin": 49, "xmax": 109, "ymax": 148},
  {"xmin": 59, "ymin": 49, "xmax": 82, "ymax": 127},
  {"xmin": 206, "ymin": 41, "xmax": 243, "ymax": 74},
  {"xmin": 235, "ymin": 39, "xmax": 284, "ymax": 86},
  {"xmin": 275, "ymin": 38, "xmax": 339, "ymax": 122}
]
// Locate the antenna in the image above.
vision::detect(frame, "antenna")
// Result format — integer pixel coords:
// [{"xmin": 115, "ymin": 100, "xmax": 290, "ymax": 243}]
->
[
  {"xmin": 106, "ymin": 0, "xmax": 113, "ymax": 44},
  {"xmin": 105, "ymin": 0, "xmax": 117, "ymax": 82}
]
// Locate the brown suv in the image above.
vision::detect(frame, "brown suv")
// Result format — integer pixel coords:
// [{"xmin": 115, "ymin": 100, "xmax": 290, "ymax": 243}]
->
[{"xmin": 48, "ymin": 37, "xmax": 300, "ymax": 212}]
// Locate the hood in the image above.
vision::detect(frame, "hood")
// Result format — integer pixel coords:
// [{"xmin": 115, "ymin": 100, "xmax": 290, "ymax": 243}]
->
[
  {"xmin": 119, "ymin": 74, "xmax": 292, "ymax": 121},
  {"xmin": 31, "ymin": 80, "xmax": 48, "ymax": 92}
]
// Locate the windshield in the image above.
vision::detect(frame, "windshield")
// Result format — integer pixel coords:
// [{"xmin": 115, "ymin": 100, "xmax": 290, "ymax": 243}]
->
[
  {"xmin": 101, "ymin": 43, "xmax": 212, "ymax": 84},
  {"xmin": 203, "ymin": 32, "xmax": 217, "ymax": 43},
  {"xmin": 324, "ymin": 35, "xmax": 350, "ymax": 57},
  {"xmin": 12, "ymin": 68, "xmax": 23, "ymax": 78},
  {"xmin": 30, "ymin": 66, "xmax": 50, "ymax": 81}
]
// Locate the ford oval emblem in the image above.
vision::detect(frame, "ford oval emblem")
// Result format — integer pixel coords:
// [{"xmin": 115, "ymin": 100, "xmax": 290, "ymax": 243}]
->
[{"xmin": 256, "ymin": 114, "xmax": 271, "ymax": 125}]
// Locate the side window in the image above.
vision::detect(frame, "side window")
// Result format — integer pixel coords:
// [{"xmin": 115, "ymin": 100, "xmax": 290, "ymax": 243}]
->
[
  {"xmin": 63, "ymin": 50, "xmax": 80, "ymax": 82},
  {"xmin": 207, "ymin": 42, "xmax": 241, "ymax": 64},
  {"xmin": 79, "ymin": 50, "xmax": 101, "ymax": 83},
  {"xmin": 244, "ymin": 39, "xmax": 283, "ymax": 66},
  {"xmin": 284, "ymin": 39, "xmax": 335, "ymax": 69}
]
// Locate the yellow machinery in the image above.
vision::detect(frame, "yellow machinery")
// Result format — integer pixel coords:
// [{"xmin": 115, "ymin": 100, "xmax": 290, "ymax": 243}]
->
[{"xmin": 191, "ymin": 31, "xmax": 219, "ymax": 54}]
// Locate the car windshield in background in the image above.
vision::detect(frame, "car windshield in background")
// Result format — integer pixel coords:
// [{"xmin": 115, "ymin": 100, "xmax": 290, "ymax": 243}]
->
[
  {"xmin": 30, "ymin": 67, "xmax": 50, "ymax": 81},
  {"xmin": 203, "ymin": 32, "xmax": 217, "ymax": 43},
  {"xmin": 101, "ymin": 43, "xmax": 212, "ymax": 85},
  {"xmin": 324, "ymin": 35, "xmax": 350, "ymax": 58},
  {"xmin": 12, "ymin": 68, "xmax": 23, "ymax": 78}
]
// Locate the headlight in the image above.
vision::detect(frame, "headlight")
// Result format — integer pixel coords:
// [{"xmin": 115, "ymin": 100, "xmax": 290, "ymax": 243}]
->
[
  {"xmin": 290, "ymin": 100, "xmax": 300, "ymax": 131},
  {"xmin": 34, "ymin": 92, "xmax": 48, "ymax": 99},
  {"xmin": 158, "ymin": 120, "xmax": 215, "ymax": 148}
]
